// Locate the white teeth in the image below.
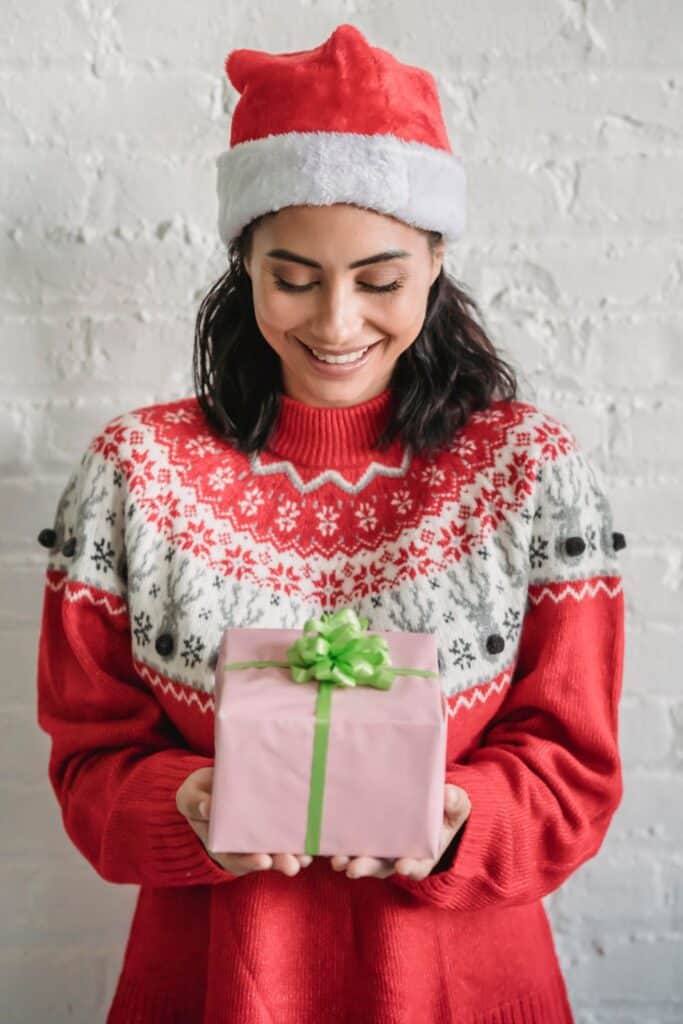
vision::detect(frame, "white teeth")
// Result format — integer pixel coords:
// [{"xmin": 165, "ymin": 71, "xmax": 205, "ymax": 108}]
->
[{"xmin": 309, "ymin": 346, "xmax": 369, "ymax": 365}]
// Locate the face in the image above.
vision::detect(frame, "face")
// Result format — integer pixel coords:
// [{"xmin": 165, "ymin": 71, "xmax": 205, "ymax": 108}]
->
[{"xmin": 242, "ymin": 204, "xmax": 444, "ymax": 407}]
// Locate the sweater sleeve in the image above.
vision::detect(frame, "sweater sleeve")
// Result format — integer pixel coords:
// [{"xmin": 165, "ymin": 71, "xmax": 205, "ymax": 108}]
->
[
  {"xmin": 36, "ymin": 441, "xmax": 236, "ymax": 888},
  {"xmin": 389, "ymin": 442, "xmax": 626, "ymax": 911}
]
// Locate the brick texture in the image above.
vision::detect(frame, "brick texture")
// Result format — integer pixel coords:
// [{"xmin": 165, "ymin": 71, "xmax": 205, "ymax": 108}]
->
[{"xmin": 2, "ymin": 4, "xmax": 681, "ymax": 1020}]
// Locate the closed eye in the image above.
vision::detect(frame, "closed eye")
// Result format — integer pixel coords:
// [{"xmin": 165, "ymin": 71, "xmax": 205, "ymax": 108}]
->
[{"xmin": 272, "ymin": 275, "xmax": 404, "ymax": 294}]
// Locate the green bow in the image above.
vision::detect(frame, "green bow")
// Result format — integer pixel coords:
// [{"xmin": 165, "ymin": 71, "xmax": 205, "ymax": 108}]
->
[
  {"xmin": 285, "ymin": 607, "xmax": 397, "ymax": 690},
  {"xmin": 221, "ymin": 607, "xmax": 439, "ymax": 855}
]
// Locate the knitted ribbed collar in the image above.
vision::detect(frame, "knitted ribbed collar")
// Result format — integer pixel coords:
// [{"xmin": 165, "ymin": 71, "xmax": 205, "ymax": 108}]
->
[{"xmin": 265, "ymin": 388, "xmax": 397, "ymax": 468}]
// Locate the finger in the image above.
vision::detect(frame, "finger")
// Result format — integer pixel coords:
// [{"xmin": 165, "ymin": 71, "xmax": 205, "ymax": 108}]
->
[
  {"xmin": 394, "ymin": 857, "xmax": 419, "ymax": 877},
  {"xmin": 205, "ymin": 843, "xmax": 273, "ymax": 874},
  {"xmin": 190, "ymin": 821, "xmax": 271, "ymax": 873},
  {"xmin": 393, "ymin": 856, "xmax": 434, "ymax": 881},
  {"xmin": 190, "ymin": 819, "xmax": 210, "ymax": 846},
  {"xmin": 345, "ymin": 855, "xmax": 395, "ymax": 879},
  {"xmin": 298, "ymin": 855, "xmax": 313, "ymax": 867},
  {"xmin": 271, "ymin": 853, "xmax": 302, "ymax": 876},
  {"xmin": 224, "ymin": 852, "xmax": 273, "ymax": 872},
  {"xmin": 331, "ymin": 855, "xmax": 350, "ymax": 870},
  {"xmin": 444, "ymin": 785, "xmax": 470, "ymax": 826},
  {"xmin": 433, "ymin": 811, "xmax": 466, "ymax": 864},
  {"xmin": 185, "ymin": 798, "xmax": 210, "ymax": 823}
]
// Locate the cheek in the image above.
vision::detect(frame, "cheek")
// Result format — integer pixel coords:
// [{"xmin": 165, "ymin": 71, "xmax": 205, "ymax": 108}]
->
[
  {"xmin": 382, "ymin": 289, "xmax": 428, "ymax": 338},
  {"xmin": 253, "ymin": 290, "xmax": 300, "ymax": 338}
]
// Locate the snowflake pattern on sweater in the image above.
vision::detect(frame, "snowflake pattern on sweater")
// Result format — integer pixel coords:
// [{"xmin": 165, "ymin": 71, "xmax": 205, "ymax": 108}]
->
[{"xmin": 43, "ymin": 393, "xmax": 623, "ymax": 715}]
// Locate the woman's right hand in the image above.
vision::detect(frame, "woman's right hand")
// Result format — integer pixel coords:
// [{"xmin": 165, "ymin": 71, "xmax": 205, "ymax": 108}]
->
[{"xmin": 176, "ymin": 765, "xmax": 314, "ymax": 877}]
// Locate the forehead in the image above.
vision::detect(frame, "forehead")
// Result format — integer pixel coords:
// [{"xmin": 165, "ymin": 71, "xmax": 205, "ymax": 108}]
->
[{"xmin": 252, "ymin": 204, "xmax": 426, "ymax": 260}]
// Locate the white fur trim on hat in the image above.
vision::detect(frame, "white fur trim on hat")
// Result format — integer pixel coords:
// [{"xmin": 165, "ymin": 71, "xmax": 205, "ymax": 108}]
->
[{"xmin": 215, "ymin": 130, "xmax": 466, "ymax": 246}]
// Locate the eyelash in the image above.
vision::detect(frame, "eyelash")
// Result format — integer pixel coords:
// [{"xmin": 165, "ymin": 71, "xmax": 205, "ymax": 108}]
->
[{"xmin": 272, "ymin": 275, "xmax": 404, "ymax": 294}]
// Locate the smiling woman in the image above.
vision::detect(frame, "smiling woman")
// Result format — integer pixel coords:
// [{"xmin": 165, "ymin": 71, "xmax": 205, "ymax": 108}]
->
[
  {"xmin": 193, "ymin": 201, "xmax": 519, "ymax": 456},
  {"xmin": 36, "ymin": 21, "xmax": 624, "ymax": 1024}
]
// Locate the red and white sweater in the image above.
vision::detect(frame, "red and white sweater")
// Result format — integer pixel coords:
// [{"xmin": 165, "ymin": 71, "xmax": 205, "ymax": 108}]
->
[{"xmin": 36, "ymin": 387, "xmax": 626, "ymax": 1024}]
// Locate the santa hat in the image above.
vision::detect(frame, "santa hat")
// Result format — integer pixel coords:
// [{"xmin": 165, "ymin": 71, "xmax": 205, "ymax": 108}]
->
[{"xmin": 216, "ymin": 23, "xmax": 466, "ymax": 246}]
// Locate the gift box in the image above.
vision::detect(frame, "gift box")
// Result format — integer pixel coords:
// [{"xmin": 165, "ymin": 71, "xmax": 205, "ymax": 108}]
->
[{"xmin": 207, "ymin": 611, "xmax": 448, "ymax": 860}]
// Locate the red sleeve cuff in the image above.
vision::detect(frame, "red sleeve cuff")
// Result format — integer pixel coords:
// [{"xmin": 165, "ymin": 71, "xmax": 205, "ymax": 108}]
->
[
  {"xmin": 388, "ymin": 765, "xmax": 496, "ymax": 909},
  {"xmin": 101, "ymin": 750, "xmax": 238, "ymax": 887}
]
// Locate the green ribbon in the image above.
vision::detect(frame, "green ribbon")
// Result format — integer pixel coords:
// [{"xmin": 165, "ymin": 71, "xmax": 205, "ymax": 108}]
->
[{"xmin": 222, "ymin": 607, "xmax": 439, "ymax": 855}]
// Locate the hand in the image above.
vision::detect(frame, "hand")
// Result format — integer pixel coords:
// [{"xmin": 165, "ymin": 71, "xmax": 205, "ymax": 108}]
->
[
  {"xmin": 330, "ymin": 783, "xmax": 471, "ymax": 881},
  {"xmin": 176, "ymin": 765, "xmax": 314, "ymax": 877}
]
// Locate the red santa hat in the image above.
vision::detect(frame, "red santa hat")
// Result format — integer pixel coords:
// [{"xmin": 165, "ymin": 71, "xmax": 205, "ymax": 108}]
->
[{"xmin": 216, "ymin": 23, "xmax": 466, "ymax": 246}]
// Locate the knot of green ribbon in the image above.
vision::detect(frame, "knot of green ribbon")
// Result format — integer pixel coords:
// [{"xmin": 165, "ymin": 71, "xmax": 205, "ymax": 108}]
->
[
  {"xmin": 286, "ymin": 607, "xmax": 396, "ymax": 690},
  {"xmin": 221, "ymin": 607, "xmax": 440, "ymax": 855}
]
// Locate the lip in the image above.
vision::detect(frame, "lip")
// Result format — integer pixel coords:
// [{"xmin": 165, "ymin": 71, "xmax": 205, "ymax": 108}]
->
[
  {"xmin": 295, "ymin": 337, "xmax": 382, "ymax": 377},
  {"xmin": 297, "ymin": 339, "xmax": 382, "ymax": 357}
]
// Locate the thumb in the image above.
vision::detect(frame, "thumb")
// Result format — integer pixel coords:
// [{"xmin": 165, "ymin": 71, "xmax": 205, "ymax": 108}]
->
[{"xmin": 444, "ymin": 785, "xmax": 462, "ymax": 822}]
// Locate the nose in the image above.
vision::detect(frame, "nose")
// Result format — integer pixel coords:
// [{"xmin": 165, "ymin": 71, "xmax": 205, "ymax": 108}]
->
[{"xmin": 306, "ymin": 279, "xmax": 364, "ymax": 347}]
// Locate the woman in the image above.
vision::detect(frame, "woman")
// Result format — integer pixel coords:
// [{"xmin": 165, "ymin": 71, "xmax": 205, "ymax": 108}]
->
[{"xmin": 36, "ymin": 24, "xmax": 626, "ymax": 1023}]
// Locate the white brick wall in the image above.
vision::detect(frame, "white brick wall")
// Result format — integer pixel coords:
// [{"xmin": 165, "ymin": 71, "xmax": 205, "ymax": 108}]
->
[{"xmin": 2, "ymin": 3, "xmax": 681, "ymax": 1020}]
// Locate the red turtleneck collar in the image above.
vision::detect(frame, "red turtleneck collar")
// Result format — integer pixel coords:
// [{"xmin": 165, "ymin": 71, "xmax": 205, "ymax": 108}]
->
[{"xmin": 265, "ymin": 388, "xmax": 399, "ymax": 468}]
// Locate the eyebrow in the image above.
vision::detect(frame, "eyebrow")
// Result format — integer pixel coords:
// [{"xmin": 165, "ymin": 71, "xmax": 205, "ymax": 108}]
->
[{"xmin": 265, "ymin": 248, "xmax": 412, "ymax": 270}]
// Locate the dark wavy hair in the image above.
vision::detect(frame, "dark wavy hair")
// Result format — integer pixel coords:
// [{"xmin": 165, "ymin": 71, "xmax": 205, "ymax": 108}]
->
[{"xmin": 193, "ymin": 211, "xmax": 519, "ymax": 457}]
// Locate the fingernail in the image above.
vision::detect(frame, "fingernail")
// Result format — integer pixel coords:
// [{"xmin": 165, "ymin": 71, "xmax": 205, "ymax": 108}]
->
[{"xmin": 198, "ymin": 801, "xmax": 209, "ymax": 818}]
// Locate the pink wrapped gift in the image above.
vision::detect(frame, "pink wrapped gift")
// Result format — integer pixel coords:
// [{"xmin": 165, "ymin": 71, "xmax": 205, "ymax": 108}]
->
[{"xmin": 207, "ymin": 612, "xmax": 448, "ymax": 859}]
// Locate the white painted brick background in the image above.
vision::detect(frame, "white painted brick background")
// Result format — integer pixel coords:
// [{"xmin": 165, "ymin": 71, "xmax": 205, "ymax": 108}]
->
[{"xmin": 1, "ymin": 1, "xmax": 682, "ymax": 1020}]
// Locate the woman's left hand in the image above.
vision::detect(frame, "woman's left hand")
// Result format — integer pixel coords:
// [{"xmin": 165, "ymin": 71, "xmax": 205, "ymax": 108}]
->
[{"xmin": 330, "ymin": 783, "xmax": 471, "ymax": 881}]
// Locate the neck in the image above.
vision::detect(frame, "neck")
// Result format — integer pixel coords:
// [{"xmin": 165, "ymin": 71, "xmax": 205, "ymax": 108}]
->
[{"xmin": 265, "ymin": 388, "xmax": 398, "ymax": 467}]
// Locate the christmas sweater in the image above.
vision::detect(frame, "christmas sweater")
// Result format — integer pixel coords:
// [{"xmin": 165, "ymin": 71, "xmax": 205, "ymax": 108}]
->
[{"xmin": 36, "ymin": 387, "xmax": 626, "ymax": 1024}]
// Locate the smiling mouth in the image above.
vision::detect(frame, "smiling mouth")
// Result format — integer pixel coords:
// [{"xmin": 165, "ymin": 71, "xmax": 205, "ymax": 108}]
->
[{"xmin": 295, "ymin": 337, "xmax": 383, "ymax": 364}]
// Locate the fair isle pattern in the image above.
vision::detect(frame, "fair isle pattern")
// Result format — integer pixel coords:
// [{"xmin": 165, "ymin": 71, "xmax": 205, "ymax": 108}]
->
[
  {"xmin": 135, "ymin": 652, "xmax": 513, "ymax": 720},
  {"xmin": 447, "ymin": 668, "xmax": 513, "ymax": 717},
  {"xmin": 247, "ymin": 447, "xmax": 414, "ymax": 495},
  {"xmin": 47, "ymin": 568, "xmax": 616, "ymax": 725},
  {"xmin": 135, "ymin": 660, "xmax": 215, "ymax": 716},
  {"xmin": 61, "ymin": 576, "xmax": 129, "ymax": 617},
  {"xmin": 528, "ymin": 576, "xmax": 623, "ymax": 606},
  {"xmin": 47, "ymin": 570, "xmax": 129, "ymax": 618},
  {"xmin": 109, "ymin": 397, "xmax": 575, "ymax": 561},
  {"xmin": 52, "ymin": 566, "xmax": 519, "ymax": 722},
  {"xmin": 44, "ymin": 396, "xmax": 625, "ymax": 702}
]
